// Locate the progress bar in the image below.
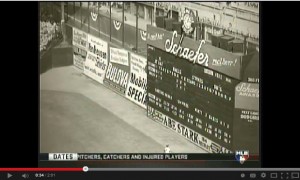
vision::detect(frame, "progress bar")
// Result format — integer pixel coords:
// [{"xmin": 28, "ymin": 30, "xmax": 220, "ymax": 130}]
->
[{"xmin": 87, "ymin": 168, "xmax": 300, "ymax": 171}]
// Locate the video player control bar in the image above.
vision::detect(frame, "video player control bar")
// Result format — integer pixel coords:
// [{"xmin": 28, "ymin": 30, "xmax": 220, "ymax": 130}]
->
[{"xmin": 0, "ymin": 169, "xmax": 299, "ymax": 180}]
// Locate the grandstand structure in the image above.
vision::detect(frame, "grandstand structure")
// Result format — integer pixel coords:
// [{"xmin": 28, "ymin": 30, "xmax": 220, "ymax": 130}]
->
[{"xmin": 40, "ymin": 2, "xmax": 259, "ymax": 58}]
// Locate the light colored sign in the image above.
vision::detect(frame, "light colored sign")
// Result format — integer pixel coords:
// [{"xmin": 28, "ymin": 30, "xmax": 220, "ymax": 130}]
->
[
  {"xmin": 72, "ymin": 27, "xmax": 88, "ymax": 50},
  {"xmin": 125, "ymin": 53, "xmax": 147, "ymax": 109},
  {"xmin": 73, "ymin": 46, "xmax": 87, "ymax": 70},
  {"xmin": 182, "ymin": 8, "xmax": 195, "ymax": 35},
  {"xmin": 84, "ymin": 34, "xmax": 108, "ymax": 84},
  {"xmin": 110, "ymin": 47, "xmax": 129, "ymax": 66},
  {"xmin": 72, "ymin": 28, "xmax": 88, "ymax": 71},
  {"xmin": 235, "ymin": 82, "xmax": 259, "ymax": 111}
]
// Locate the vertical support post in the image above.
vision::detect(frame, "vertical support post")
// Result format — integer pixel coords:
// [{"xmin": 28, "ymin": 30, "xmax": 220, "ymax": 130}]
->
[
  {"xmin": 98, "ymin": 3, "xmax": 100, "ymax": 37},
  {"xmin": 136, "ymin": 4, "xmax": 138, "ymax": 51},
  {"xmin": 153, "ymin": 2, "xmax": 156, "ymax": 26},
  {"xmin": 110, "ymin": 2, "xmax": 112, "ymax": 42},
  {"xmin": 80, "ymin": 2, "xmax": 82, "ymax": 27},
  {"xmin": 122, "ymin": 2, "xmax": 125, "ymax": 47},
  {"xmin": 61, "ymin": 2, "xmax": 66, "ymax": 43},
  {"xmin": 88, "ymin": 2, "xmax": 90, "ymax": 33},
  {"xmin": 73, "ymin": 2, "xmax": 75, "ymax": 22},
  {"xmin": 170, "ymin": 3, "xmax": 172, "ymax": 18},
  {"xmin": 150, "ymin": 6, "xmax": 152, "ymax": 26}
]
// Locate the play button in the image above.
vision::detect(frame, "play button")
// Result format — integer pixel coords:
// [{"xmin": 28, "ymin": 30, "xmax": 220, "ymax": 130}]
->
[{"xmin": 7, "ymin": 173, "xmax": 12, "ymax": 179}]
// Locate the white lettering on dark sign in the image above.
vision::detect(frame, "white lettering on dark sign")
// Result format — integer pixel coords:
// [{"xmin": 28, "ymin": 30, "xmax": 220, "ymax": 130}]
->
[
  {"xmin": 165, "ymin": 31, "xmax": 209, "ymax": 66},
  {"xmin": 105, "ymin": 63, "xmax": 128, "ymax": 88},
  {"xmin": 247, "ymin": 77, "xmax": 259, "ymax": 83},
  {"xmin": 240, "ymin": 110, "xmax": 259, "ymax": 121},
  {"xmin": 212, "ymin": 58, "xmax": 238, "ymax": 67},
  {"xmin": 147, "ymin": 32, "xmax": 164, "ymax": 41},
  {"xmin": 147, "ymin": 107, "xmax": 228, "ymax": 153}
]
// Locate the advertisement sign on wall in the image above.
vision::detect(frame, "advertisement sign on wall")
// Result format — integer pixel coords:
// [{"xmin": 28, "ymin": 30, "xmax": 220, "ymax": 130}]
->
[
  {"xmin": 147, "ymin": 106, "xmax": 230, "ymax": 153},
  {"xmin": 235, "ymin": 82, "xmax": 259, "ymax": 111},
  {"xmin": 73, "ymin": 27, "xmax": 88, "ymax": 49},
  {"xmin": 109, "ymin": 47, "xmax": 129, "ymax": 66},
  {"xmin": 147, "ymin": 25, "xmax": 243, "ymax": 80},
  {"xmin": 234, "ymin": 82, "xmax": 259, "ymax": 154},
  {"xmin": 84, "ymin": 34, "xmax": 108, "ymax": 84},
  {"xmin": 233, "ymin": 108, "xmax": 259, "ymax": 154},
  {"xmin": 103, "ymin": 47, "xmax": 130, "ymax": 95},
  {"xmin": 72, "ymin": 28, "xmax": 88, "ymax": 70},
  {"xmin": 73, "ymin": 46, "xmax": 87, "ymax": 70},
  {"xmin": 125, "ymin": 53, "xmax": 147, "ymax": 109}
]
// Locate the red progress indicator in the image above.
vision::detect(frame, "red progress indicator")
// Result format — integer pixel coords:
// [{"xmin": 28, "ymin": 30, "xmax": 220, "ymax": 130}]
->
[{"xmin": 0, "ymin": 168, "xmax": 82, "ymax": 172}]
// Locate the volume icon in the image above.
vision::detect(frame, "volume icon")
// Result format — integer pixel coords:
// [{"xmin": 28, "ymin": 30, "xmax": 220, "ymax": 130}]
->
[{"xmin": 22, "ymin": 174, "xmax": 29, "ymax": 178}]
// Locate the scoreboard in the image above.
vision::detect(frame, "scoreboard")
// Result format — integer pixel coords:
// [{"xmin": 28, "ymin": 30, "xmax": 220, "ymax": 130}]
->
[
  {"xmin": 146, "ymin": 25, "xmax": 259, "ymax": 154},
  {"xmin": 147, "ymin": 45, "xmax": 240, "ymax": 153}
]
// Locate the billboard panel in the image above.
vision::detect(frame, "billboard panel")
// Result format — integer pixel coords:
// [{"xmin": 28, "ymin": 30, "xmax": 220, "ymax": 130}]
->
[{"xmin": 84, "ymin": 34, "xmax": 108, "ymax": 84}]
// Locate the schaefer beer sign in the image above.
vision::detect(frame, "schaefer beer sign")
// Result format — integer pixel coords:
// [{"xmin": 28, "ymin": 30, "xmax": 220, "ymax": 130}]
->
[{"xmin": 147, "ymin": 25, "xmax": 243, "ymax": 80}]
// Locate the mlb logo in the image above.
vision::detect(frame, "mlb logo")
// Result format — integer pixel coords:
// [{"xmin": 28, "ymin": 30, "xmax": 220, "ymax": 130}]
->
[{"xmin": 235, "ymin": 150, "xmax": 249, "ymax": 164}]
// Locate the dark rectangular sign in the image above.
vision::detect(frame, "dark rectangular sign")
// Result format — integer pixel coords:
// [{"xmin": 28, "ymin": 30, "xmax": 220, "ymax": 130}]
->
[
  {"xmin": 147, "ymin": 25, "xmax": 243, "ymax": 80},
  {"xmin": 147, "ymin": 45, "xmax": 240, "ymax": 152}
]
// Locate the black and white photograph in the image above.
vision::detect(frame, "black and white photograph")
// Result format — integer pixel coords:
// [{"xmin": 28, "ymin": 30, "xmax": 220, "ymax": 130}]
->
[{"xmin": 39, "ymin": 1, "xmax": 259, "ymax": 166}]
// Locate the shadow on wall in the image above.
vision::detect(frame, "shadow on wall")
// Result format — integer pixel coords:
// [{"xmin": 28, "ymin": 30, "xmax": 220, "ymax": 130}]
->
[
  {"xmin": 40, "ymin": 39, "xmax": 73, "ymax": 75},
  {"xmin": 40, "ymin": 25, "xmax": 73, "ymax": 75}
]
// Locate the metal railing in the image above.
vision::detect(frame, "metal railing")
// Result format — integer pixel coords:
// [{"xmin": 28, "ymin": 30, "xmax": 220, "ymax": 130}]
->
[
  {"xmin": 41, "ymin": 2, "xmax": 259, "ymax": 57},
  {"xmin": 45, "ymin": 2, "xmax": 148, "ymax": 57}
]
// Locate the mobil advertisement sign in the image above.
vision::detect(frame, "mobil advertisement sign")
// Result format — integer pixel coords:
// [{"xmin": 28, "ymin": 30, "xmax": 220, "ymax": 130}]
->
[{"xmin": 125, "ymin": 53, "xmax": 147, "ymax": 109}]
